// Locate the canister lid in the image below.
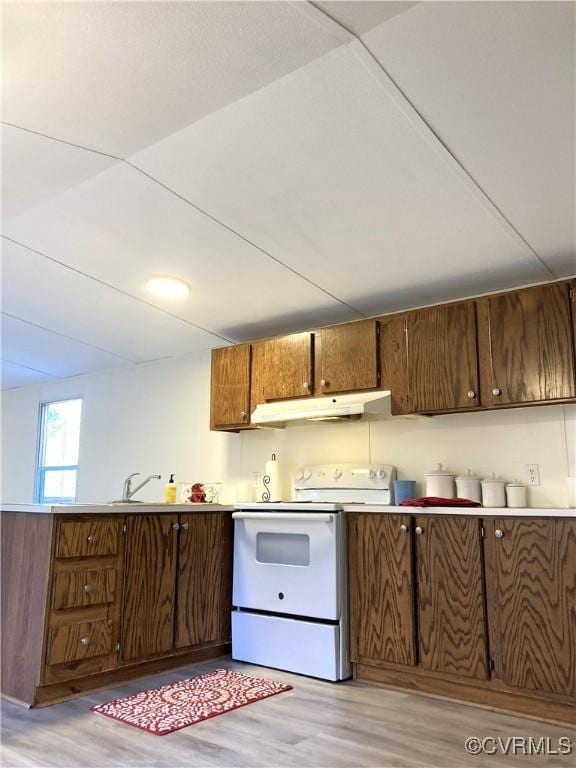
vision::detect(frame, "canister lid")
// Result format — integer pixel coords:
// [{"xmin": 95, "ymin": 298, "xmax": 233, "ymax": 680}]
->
[
  {"xmin": 506, "ymin": 479, "xmax": 525, "ymax": 488},
  {"xmin": 482, "ymin": 472, "xmax": 505, "ymax": 484},
  {"xmin": 455, "ymin": 468, "xmax": 479, "ymax": 481},
  {"xmin": 424, "ymin": 463, "xmax": 454, "ymax": 477}
]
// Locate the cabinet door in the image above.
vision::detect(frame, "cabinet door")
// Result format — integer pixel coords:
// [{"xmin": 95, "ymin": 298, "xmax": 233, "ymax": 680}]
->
[
  {"xmin": 349, "ymin": 514, "xmax": 415, "ymax": 666},
  {"xmin": 489, "ymin": 518, "xmax": 576, "ymax": 697},
  {"xmin": 210, "ymin": 345, "xmax": 251, "ymax": 429},
  {"xmin": 416, "ymin": 516, "xmax": 488, "ymax": 680},
  {"xmin": 379, "ymin": 315, "xmax": 410, "ymax": 415},
  {"xmin": 406, "ymin": 302, "xmax": 479, "ymax": 412},
  {"xmin": 478, "ymin": 282, "xmax": 576, "ymax": 406},
  {"xmin": 318, "ymin": 320, "xmax": 378, "ymax": 394},
  {"xmin": 175, "ymin": 512, "xmax": 233, "ymax": 649},
  {"xmin": 121, "ymin": 515, "xmax": 177, "ymax": 662},
  {"xmin": 251, "ymin": 332, "xmax": 313, "ymax": 407}
]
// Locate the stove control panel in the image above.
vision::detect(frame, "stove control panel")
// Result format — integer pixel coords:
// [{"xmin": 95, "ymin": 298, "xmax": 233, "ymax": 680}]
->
[{"xmin": 293, "ymin": 464, "xmax": 396, "ymax": 504}]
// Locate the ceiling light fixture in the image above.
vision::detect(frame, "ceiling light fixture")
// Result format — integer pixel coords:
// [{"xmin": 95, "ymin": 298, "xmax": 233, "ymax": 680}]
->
[{"xmin": 145, "ymin": 276, "xmax": 190, "ymax": 301}]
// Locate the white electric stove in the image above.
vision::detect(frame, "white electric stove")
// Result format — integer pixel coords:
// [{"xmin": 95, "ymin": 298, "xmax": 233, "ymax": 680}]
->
[{"xmin": 231, "ymin": 464, "xmax": 395, "ymax": 681}]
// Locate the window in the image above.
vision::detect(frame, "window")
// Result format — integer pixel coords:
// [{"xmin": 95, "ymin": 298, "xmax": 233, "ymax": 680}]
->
[{"xmin": 36, "ymin": 398, "xmax": 82, "ymax": 503}]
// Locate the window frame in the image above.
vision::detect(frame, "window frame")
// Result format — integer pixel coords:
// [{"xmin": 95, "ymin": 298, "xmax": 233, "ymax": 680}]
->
[{"xmin": 35, "ymin": 397, "xmax": 83, "ymax": 504}]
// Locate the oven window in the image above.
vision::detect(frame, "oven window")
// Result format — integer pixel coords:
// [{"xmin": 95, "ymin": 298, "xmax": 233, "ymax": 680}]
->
[{"xmin": 256, "ymin": 532, "xmax": 310, "ymax": 566}]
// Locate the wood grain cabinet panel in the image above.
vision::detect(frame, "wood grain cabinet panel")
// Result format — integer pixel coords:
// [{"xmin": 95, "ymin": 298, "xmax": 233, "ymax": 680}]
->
[
  {"xmin": 478, "ymin": 282, "xmax": 576, "ymax": 406},
  {"xmin": 406, "ymin": 302, "xmax": 480, "ymax": 412},
  {"xmin": 251, "ymin": 332, "xmax": 313, "ymax": 407},
  {"xmin": 348, "ymin": 514, "xmax": 416, "ymax": 666},
  {"xmin": 318, "ymin": 320, "xmax": 378, "ymax": 394},
  {"xmin": 56, "ymin": 518, "xmax": 120, "ymax": 558},
  {"xmin": 121, "ymin": 515, "xmax": 177, "ymax": 662},
  {"xmin": 415, "ymin": 516, "xmax": 488, "ymax": 680},
  {"xmin": 53, "ymin": 567, "xmax": 116, "ymax": 610},
  {"xmin": 379, "ymin": 315, "xmax": 410, "ymax": 415},
  {"xmin": 47, "ymin": 618, "xmax": 113, "ymax": 665},
  {"xmin": 490, "ymin": 518, "xmax": 576, "ymax": 698},
  {"xmin": 175, "ymin": 512, "xmax": 233, "ymax": 649},
  {"xmin": 210, "ymin": 344, "xmax": 251, "ymax": 430}
]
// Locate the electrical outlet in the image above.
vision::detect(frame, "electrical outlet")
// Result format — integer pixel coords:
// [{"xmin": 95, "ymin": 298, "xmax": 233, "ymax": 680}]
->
[{"xmin": 526, "ymin": 464, "xmax": 540, "ymax": 487}]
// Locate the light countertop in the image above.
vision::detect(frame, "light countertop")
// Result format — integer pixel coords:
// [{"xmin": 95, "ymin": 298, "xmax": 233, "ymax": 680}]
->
[
  {"xmin": 1, "ymin": 503, "xmax": 234, "ymax": 515},
  {"xmin": 342, "ymin": 504, "xmax": 576, "ymax": 518}
]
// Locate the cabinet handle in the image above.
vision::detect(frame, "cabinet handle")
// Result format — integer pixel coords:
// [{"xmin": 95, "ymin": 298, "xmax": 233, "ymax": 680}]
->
[
  {"xmin": 492, "ymin": 387, "xmax": 502, "ymax": 396},
  {"xmin": 172, "ymin": 522, "xmax": 180, "ymax": 531},
  {"xmin": 87, "ymin": 535, "xmax": 96, "ymax": 545},
  {"xmin": 240, "ymin": 411, "xmax": 247, "ymax": 420},
  {"xmin": 415, "ymin": 526, "xmax": 423, "ymax": 535},
  {"xmin": 320, "ymin": 379, "xmax": 327, "ymax": 387},
  {"xmin": 181, "ymin": 522, "xmax": 189, "ymax": 531},
  {"xmin": 467, "ymin": 390, "xmax": 476, "ymax": 399},
  {"xmin": 80, "ymin": 636, "xmax": 90, "ymax": 646},
  {"xmin": 83, "ymin": 584, "xmax": 93, "ymax": 594},
  {"xmin": 303, "ymin": 381, "xmax": 309, "ymax": 390},
  {"xmin": 495, "ymin": 529, "xmax": 504, "ymax": 539},
  {"xmin": 399, "ymin": 524, "xmax": 408, "ymax": 533}
]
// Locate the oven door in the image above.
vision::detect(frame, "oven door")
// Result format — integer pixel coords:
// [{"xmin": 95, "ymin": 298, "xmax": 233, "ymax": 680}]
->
[{"xmin": 232, "ymin": 511, "xmax": 340, "ymax": 620}]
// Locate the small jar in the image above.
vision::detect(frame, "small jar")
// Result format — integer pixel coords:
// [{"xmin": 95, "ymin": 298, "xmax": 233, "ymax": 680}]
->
[
  {"xmin": 481, "ymin": 473, "xmax": 507, "ymax": 508},
  {"xmin": 455, "ymin": 469, "xmax": 482, "ymax": 503},
  {"xmin": 424, "ymin": 464, "xmax": 455, "ymax": 498},
  {"xmin": 506, "ymin": 481, "xmax": 527, "ymax": 509}
]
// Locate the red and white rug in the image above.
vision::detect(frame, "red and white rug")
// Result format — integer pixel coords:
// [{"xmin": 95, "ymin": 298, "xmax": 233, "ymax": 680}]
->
[{"xmin": 91, "ymin": 668, "xmax": 292, "ymax": 735}]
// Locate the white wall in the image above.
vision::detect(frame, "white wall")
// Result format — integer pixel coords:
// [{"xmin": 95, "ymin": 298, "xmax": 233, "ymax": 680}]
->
[
  {"xmin": 2, "ymin": 349, "xmax": 574, "ymax": 508},
  {"xmin": 1, "ymin": 351, "xmax": 241, "ymax": 504}
]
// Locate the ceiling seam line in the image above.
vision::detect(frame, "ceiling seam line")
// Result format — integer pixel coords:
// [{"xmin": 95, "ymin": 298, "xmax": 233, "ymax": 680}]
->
[
  {"xmin": 2, "ymin": 310, "xmax": 137, "ymax": 362},
  {"xmin": 1, "ymin": 121, "xmax": 124, "ymax": 161},
  {"xmin": 124, "ymin": 160, "xmax": 367, "ymax": 318},
  {"xmin": 306, "ymin": 2, "xmax": 558, "ymax": 282},
  {"xmin": 1, "ymin": 358, "xmax": 57, "ymax": 378},
  {"xmin": 1, "ymin": 235, "xmax": 235, "ymax": 344}
]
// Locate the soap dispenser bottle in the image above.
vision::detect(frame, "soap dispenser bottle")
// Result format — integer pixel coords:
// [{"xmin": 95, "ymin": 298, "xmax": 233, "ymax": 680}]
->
[{"xmin": 164, "ymin": 474, "xmax": 177, "ymax": 504}]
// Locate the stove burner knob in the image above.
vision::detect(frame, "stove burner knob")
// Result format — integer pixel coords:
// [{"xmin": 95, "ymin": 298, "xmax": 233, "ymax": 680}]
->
[
  {"xmin": 333, "ymin": 468, "xmax": 342, "ymax": 480},
  {"xmin": 303, "ymin": 470, "xmax": 312, "ymax": 480},
  {"xmin": 368, "ymin": 468, "xmax": 377, "ymax": 480},
  {"xmin": 295, "ymin": 470, "xmax": 304, "ymax": 482},
  {"xmin": 377, "ymin": 469, "xmax": 387, "ymax": 480}
]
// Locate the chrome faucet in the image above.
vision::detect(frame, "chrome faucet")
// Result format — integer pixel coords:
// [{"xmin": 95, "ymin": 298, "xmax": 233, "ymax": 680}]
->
[{"xmin": 122, "ymin": 472, "xmax": 161, "ymax": 502}]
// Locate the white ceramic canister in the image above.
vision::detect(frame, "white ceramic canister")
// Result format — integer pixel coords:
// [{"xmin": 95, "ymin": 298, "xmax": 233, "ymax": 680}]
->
[
  {"xmin": 481, "ymin": 473, "xmax": 507, "ymax": 508},
  {"xmin": 424, "ymin": 463, "xmax": 455, "ymax": 498},
  {"xmin": 455, "ymin": 469, "xmax": 482, "ymax": 503},
  {"xmin": 506, "ymin": 480, "xmax": 527, "ymax": 509}
]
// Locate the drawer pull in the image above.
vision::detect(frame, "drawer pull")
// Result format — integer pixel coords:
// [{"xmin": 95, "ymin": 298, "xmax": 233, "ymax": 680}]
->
[
  {"xmin": 83, "ymin": 584, "xmax": 93, "ymax": 594},
  {"xmin": 87, "ymin": 534, "xmax": 97, "ymax": 545},
  {"xmin": 181, "ymin": 522, "xmax": 189, "ymax": 531},
  {"xmin": 80, "ymin": 636, "xmax": 90, "ymax": 647},
  {"xmin": 399, "ymin": 524, "xmax": 408, "ymax": 533},
  {"xmin": 415, "ymin": 526, "xmax": 423, "ymax": 535},
  {"xmin": 495, "ymin": 529, "xmax": 504, "ymax": 539}
]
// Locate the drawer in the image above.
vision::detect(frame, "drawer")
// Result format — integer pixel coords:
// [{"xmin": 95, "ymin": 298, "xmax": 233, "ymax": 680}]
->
[
  {"xmin": 56, "ymin": 519, "xmax": 120, "ymax": 558},
  {"xmin": 52, "ymin": 567, "xmax": 116, "ymax": 610},
  {"xmin": 47, "ymin": 618, "xmax": 114, "ymax": 665}
]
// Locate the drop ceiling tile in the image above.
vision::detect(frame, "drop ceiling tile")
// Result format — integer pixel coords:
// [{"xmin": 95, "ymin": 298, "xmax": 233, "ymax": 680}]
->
[
  {"xmin": 2, "ymin": 1, "xmax": 344, "ymax": 157},
  {"xmin": 0, "ymin": 359, "xmax": 53, "ymax": 389},
  {"xmin": 1, "ymin": 314, "xmax": 128, "ymax": 380},
  {"xmin": 1, "ymin": 239, "xmax": 226, "ymax": 361},
  {"xmin": 4, "ymin": 164, "xmax": 357, "ymax": 340},
  {"xmin": 131, "ymin": 44, "xmax": 551, "ymax": 315},
  {"xmin": 1, "ymin": 124, "xmax": 118, "ymax": 220},
  {"xmin": 363, "ymin": 1, "xmax": 576, "ymax": 276}
]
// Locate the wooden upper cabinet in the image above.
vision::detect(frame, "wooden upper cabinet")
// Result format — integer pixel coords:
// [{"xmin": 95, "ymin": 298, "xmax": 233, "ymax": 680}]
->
[
  {"xmin": 348, "ymin": 514, "xmax": 416, "ymax": 667},
  {"xmin": 406, "ymin": 302, "xmax": 479, "ymax": 412},
  {"xmin": 487, "ymin": 518, "xmax": 576, "ymax": 698},
  {"xmin": 121, "ymin": 515, "xmax": 178, "ymax": 662},
  {"xmin": 379, "ymin": 315, "xmax": 410, "ymax": 415},
  {"xmin": 318, "ymin": 320, "xmax": 378, "ymax": 395},
  {"xmin": 251, "ymin": 332, "xmax": 313, "ymax": 408},
  {"xmin": 415, "ymin": 516, "xmax": 488, "ymax": 680},
  {"xmin": 175, "ymin": 512, "xmax": 233, "ymax": 649},
  {"xmin": 210, "ymin": 345, "xmax": 251, "ymax": 430},
  {"xmin": 478, "ymin": 282, "xmax": 576, "ymax": 407}
]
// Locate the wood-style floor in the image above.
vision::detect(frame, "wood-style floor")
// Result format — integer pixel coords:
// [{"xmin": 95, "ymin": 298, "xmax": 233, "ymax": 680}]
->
[{"xmin": 1, "ymin": 659, "xmax": 574, "ymax": 768}]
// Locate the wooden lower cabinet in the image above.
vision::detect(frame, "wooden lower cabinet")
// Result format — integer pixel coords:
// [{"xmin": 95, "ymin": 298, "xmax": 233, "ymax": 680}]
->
[
  {"xmin": 176, "ymin": 513, "xmax": 233, "ymax": 649},
  {"xmin": 348, "ymin": 513, "xmax": 576, "ymax": 725},
  {"xmin": 0, "ymin": 509, "xmax": 233, "ymax": 707}
]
